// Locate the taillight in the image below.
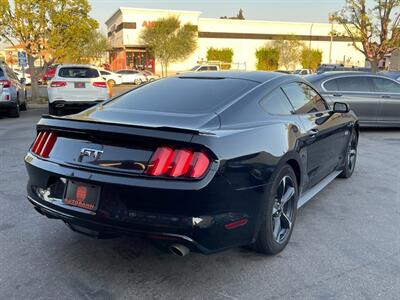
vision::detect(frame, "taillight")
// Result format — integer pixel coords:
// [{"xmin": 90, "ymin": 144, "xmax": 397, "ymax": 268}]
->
[
  {"xmin": 50, "ymin": 81, "xmax": 67, "ymax": 87},
  {"xmin": 31, "ymin": 131, "xmax": 58, "ymax": 158},
  {"xmin": 0, "ymin": 80, "xmax": 11, "ymax": 88},
  {"xmin": 92, "ymin": 81, "xmax": 107, "ymax": 88},
  {"xmin": 146, "ymin": 146, "xmax": 211, "ymax": 179}
]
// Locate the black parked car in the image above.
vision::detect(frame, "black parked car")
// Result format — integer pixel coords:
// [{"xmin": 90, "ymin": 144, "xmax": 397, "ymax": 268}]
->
[
  {"xmin": 306, "ymin": 72, "xmax": 400, "ymax": 127},
  {"xmin": 25, "ymin": 72, "xmax": 359, "ymax": 256}
]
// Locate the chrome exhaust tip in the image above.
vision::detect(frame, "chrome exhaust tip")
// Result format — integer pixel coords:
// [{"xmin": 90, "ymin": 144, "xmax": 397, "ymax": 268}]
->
[{"xmin": 169, "ymin": 244, "xmax": 190, "ymax": 257}]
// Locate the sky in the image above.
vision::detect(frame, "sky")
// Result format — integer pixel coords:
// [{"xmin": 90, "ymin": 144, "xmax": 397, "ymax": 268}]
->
[{"xmin": 89, "ymin": 0, "xmax": 346, "ymax": 32}]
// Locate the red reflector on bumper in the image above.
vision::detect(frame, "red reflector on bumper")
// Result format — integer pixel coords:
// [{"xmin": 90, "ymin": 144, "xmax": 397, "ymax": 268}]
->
[{"xmin": 224, "ymin": 219, "xmax": 248, "ymax": 230}]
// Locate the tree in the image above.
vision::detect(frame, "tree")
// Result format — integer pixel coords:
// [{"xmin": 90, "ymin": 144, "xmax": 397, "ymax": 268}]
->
[
  {"xmin": 140, "ymin": 16, "xmax": 197, "ymax": 77},
  {"xmin": 60, "ymin": 30, "xmax": 110, "ymax": 64},
  {"xmin": 272, "ymin": 35, "xmax": 304, "ymax": 70},
  {"xmin": 255, "ymin": 47, "xmax": 280, "ymax": 70},
  {"xmin": 206, "ymin": 47, "xmax": 234, "ymax": 69},
  {"xmin": 220, "ymin": 9, "xmax": 245, "ymax": 20},
  {"xmin": 301, "ymin": 48, "xmax": 323, "ymax": 70},
  {"xmin": 0, "ymin": 0, "xmax": 99, "ymax": 100},
  {"xmin": 332, "ymin": 0, "xmax": 400, "ymax": 72}
]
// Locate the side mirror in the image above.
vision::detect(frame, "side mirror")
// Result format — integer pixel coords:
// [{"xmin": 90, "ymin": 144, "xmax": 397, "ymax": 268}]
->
[
  {"xmin": 20, "ymin": 78, "xmax": 26, "ymax": 84},
  {"xmin": 333, "ymin": 102, "xmax": 350, "ymax": 113}
]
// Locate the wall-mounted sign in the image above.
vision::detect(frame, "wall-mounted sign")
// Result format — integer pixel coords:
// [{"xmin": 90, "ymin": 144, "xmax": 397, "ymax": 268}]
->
[{"xmin": 142, "ymin": 21, "xmax": 156, "ymax": 27}]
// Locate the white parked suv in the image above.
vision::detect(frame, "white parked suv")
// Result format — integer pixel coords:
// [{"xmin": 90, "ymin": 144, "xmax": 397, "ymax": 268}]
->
[
  {"xmin": 0, "ymin": 63, "xmax": 27, "ymax": 118},
  {"xmin": 48, "ymin": 64, "xmax": 108, "ymax": 116}
]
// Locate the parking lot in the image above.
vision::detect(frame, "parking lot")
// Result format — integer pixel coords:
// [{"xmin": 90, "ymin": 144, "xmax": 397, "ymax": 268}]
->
[{"xmin": 0, "ymin": 108, "xmax": 399, "ymax": 299}]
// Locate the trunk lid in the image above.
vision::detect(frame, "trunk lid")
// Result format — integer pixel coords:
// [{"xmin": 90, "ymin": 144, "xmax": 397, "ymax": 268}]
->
[{"xmin": 35, "ymin": 115, "xmax": 215, "ymax": 176}]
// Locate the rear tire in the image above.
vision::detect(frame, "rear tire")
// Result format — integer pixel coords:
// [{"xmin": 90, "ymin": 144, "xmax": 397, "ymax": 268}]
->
[
  {"xmin": 253, "ymin": 165, "xmax": 298, "ymax": 255},
  {"xmin": 9, "ymin": 103, "xmax": 20, "ymax": 118},
  {"xmin": 338, "ymin": 129, "xmax": 358, "ymax": 178},
  {"xmin": 20, "ymin": 102, "xmax": 27, "ymax": 111},
  {"xmin": 134, "ymin": 78, "xmax": 142, "ymax": 85}
]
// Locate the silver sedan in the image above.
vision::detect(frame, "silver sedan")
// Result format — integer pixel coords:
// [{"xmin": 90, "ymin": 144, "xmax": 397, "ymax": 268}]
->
[{"xmin": 306, "ymin": 72, "xmax": 400, "ymax": 127}]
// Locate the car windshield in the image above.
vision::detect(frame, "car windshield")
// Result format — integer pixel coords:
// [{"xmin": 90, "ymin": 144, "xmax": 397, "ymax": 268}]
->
[
  {"xmin": 58, "ymin": 67, "xmax": 99, "ymax": 78},
  {"xmin": 190, "ymin": 65, "xmax": 200, "ymax": 71},
  {"xmin": 293, "ymin": 70, "xmax": 301, "ymax": 74},
  {"xmin": 106, "ymin": 77, "xmax": 258, "ymax": 114}
]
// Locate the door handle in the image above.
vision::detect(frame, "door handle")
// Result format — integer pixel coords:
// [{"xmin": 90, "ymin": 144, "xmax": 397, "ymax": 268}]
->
[
  {"xmin": 382, "ymin": 95, "xmax": 391, "ymax": 99},
  {"xmin": 306, "ymin": 129, "xmax": 319, "ymax": 144},
  {"xmin": 333, "ymin": 94, "xmax": 343, "ymax": 97},
  {"xmin": 307, "ymin": 129, "xmax": 319, "ymax": 138}
]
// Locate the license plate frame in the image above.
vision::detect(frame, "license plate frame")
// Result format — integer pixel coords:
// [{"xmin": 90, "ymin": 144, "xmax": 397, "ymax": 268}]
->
[{"xmin": 63, "ymin": 181, "xmax": 100, "ymax": 211}]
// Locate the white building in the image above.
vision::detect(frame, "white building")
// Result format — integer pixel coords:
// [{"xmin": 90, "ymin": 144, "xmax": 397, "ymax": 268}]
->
[{"xmin": 105, "ymin": 7, "xmax": 365, "ymax": 73}]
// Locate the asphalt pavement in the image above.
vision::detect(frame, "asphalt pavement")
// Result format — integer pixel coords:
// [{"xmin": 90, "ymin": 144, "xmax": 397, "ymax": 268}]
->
[{"xmin": 0, "ymin": 108, "xmax": 399, "ymax": 299}]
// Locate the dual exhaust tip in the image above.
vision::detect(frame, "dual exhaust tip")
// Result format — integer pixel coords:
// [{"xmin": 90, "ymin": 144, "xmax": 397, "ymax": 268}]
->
[{"xmin": 168, "ymin": 244, "xmax": 190, "ymax": 257}]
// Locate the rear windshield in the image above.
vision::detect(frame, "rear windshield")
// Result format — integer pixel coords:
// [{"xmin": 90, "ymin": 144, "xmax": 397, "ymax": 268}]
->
[
  {"xmin": 106, "ymin": 77, "xmax": 258, "ymax": 113},
  {"xmin": 58, "ymin": 67, "xmax": 99, "ymax": 78}
]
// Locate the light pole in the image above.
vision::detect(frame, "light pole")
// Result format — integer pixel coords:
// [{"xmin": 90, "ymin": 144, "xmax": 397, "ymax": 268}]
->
[
  {"xmin": 309, "ymin": 23, "xmax": 314, "ymax": 49},
  {"xmin": 328, "ymin": 14, "xmax": 334, "ymax": 64}
]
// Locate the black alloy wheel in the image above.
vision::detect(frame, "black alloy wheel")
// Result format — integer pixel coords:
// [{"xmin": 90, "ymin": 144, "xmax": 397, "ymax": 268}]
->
[
  {"xmin": 339, "ymin": 129, "xmax": 358, "ymax": 178},
  {"xmin": 254, "ymin": 164, "xmax": 298, "ymax": 254}
]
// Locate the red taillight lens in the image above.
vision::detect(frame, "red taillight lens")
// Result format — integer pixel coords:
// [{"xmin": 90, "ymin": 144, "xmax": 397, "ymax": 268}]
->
[
  {"xmin": 186, "ymin": 152, "xmax": 210, "ymax": 178},
  {"xmin": 146, "ymin": 146, "xmax": 175, "ymax": 176},
  {"xmin": 0, "ymin": 80, "xmax": 11, "ymax": 88},
  {"xmin": 50, "ymin": 81, "xmax": 67, "ymax": 87},
  {"xmin": 169, "ymin": 149, "xmax": 193, "ymax": 177},
  {"xmin": 92, "ymin": 81, "xmax": 107, "ymax": 88},
  {"xmin": 31, "ymin": 131, "xmax": 58, "ymax": 158},
  {"xmin": 146, "ymin": 146, "xmax": 211, "ymax": 179}
]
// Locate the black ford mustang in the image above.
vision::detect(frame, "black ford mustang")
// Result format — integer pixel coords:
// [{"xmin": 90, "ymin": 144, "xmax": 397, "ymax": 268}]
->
[{"xmin": 25, "ymin": 72, "xmax": 359, "ymax": 256}]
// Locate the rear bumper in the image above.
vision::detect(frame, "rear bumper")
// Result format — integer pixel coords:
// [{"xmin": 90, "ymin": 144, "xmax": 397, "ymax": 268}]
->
[
  {"xmin": 49, "ymin": 100, "xmax": 104, "ymax": 114},
  {"xmin": 25, "ymin": 153, "xmax": 268, "ymax": 254},
  {"xmin": 0, "ymin": 100, "xmax": 17, "ymax": 111}
]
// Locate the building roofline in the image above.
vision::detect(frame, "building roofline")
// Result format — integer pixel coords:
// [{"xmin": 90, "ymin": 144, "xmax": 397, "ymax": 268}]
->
[
  {"xmin": 199, "ymin": 17, "xmax": 331, "ymax": 26},
  {"xmin": 105, "ymin": 7, "xmax": 202, "ymax": 26}
]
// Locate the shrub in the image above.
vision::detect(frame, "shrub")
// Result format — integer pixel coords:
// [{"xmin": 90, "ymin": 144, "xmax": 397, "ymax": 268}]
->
[
  {"xmin": 255, "ymin": 47, "xmax": 280, "ymax": 70},
  {"xmin": 301, "ymin": 48, "xmax": 323, "ymax": 70},
  {"xmin": 206, "ymin": 47, "xmax": 234, "ymax": 69}
]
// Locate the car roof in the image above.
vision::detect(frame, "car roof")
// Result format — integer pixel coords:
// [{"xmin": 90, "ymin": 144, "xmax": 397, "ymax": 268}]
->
[
  {"xmin": 177, "ymin": 71, "xmax": 288, "ymax": 83},
  {"xmin": 57, "ymin": 64, "xmax": 98, "ymax": 69},
  {"xmin": 305, "ymin": 71, "xmax": 390, "ymax": 82}
]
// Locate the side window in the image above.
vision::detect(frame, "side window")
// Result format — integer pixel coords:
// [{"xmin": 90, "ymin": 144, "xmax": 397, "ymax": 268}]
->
[
  {"xmin": 199, "ymin": 66, "xmax": 208, "ymax": 71},
  {"xmin": 100, "ymin": 71, "xmax": 109, "ymax": 75},
  {"xmin": 260, "ymin": 88, "xmax": 294, "ymax": 115},
  {"xmin": 323, "ymin": 79, "xmax": 338, "ymax": 91},
  {"xmin": 209, "ymin": 66, "xmax": 218, "ymax": 71},
  {"xmin": 282, "ymin": 82, "xmax": 328, "ymax": 114},
  {"xmin": 335, "ymin": 76, "xmax": 372, "ymax": 92},
  {"xmin": 371, "ymin": 77, "xmax": 400, "ymax": 93}
]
